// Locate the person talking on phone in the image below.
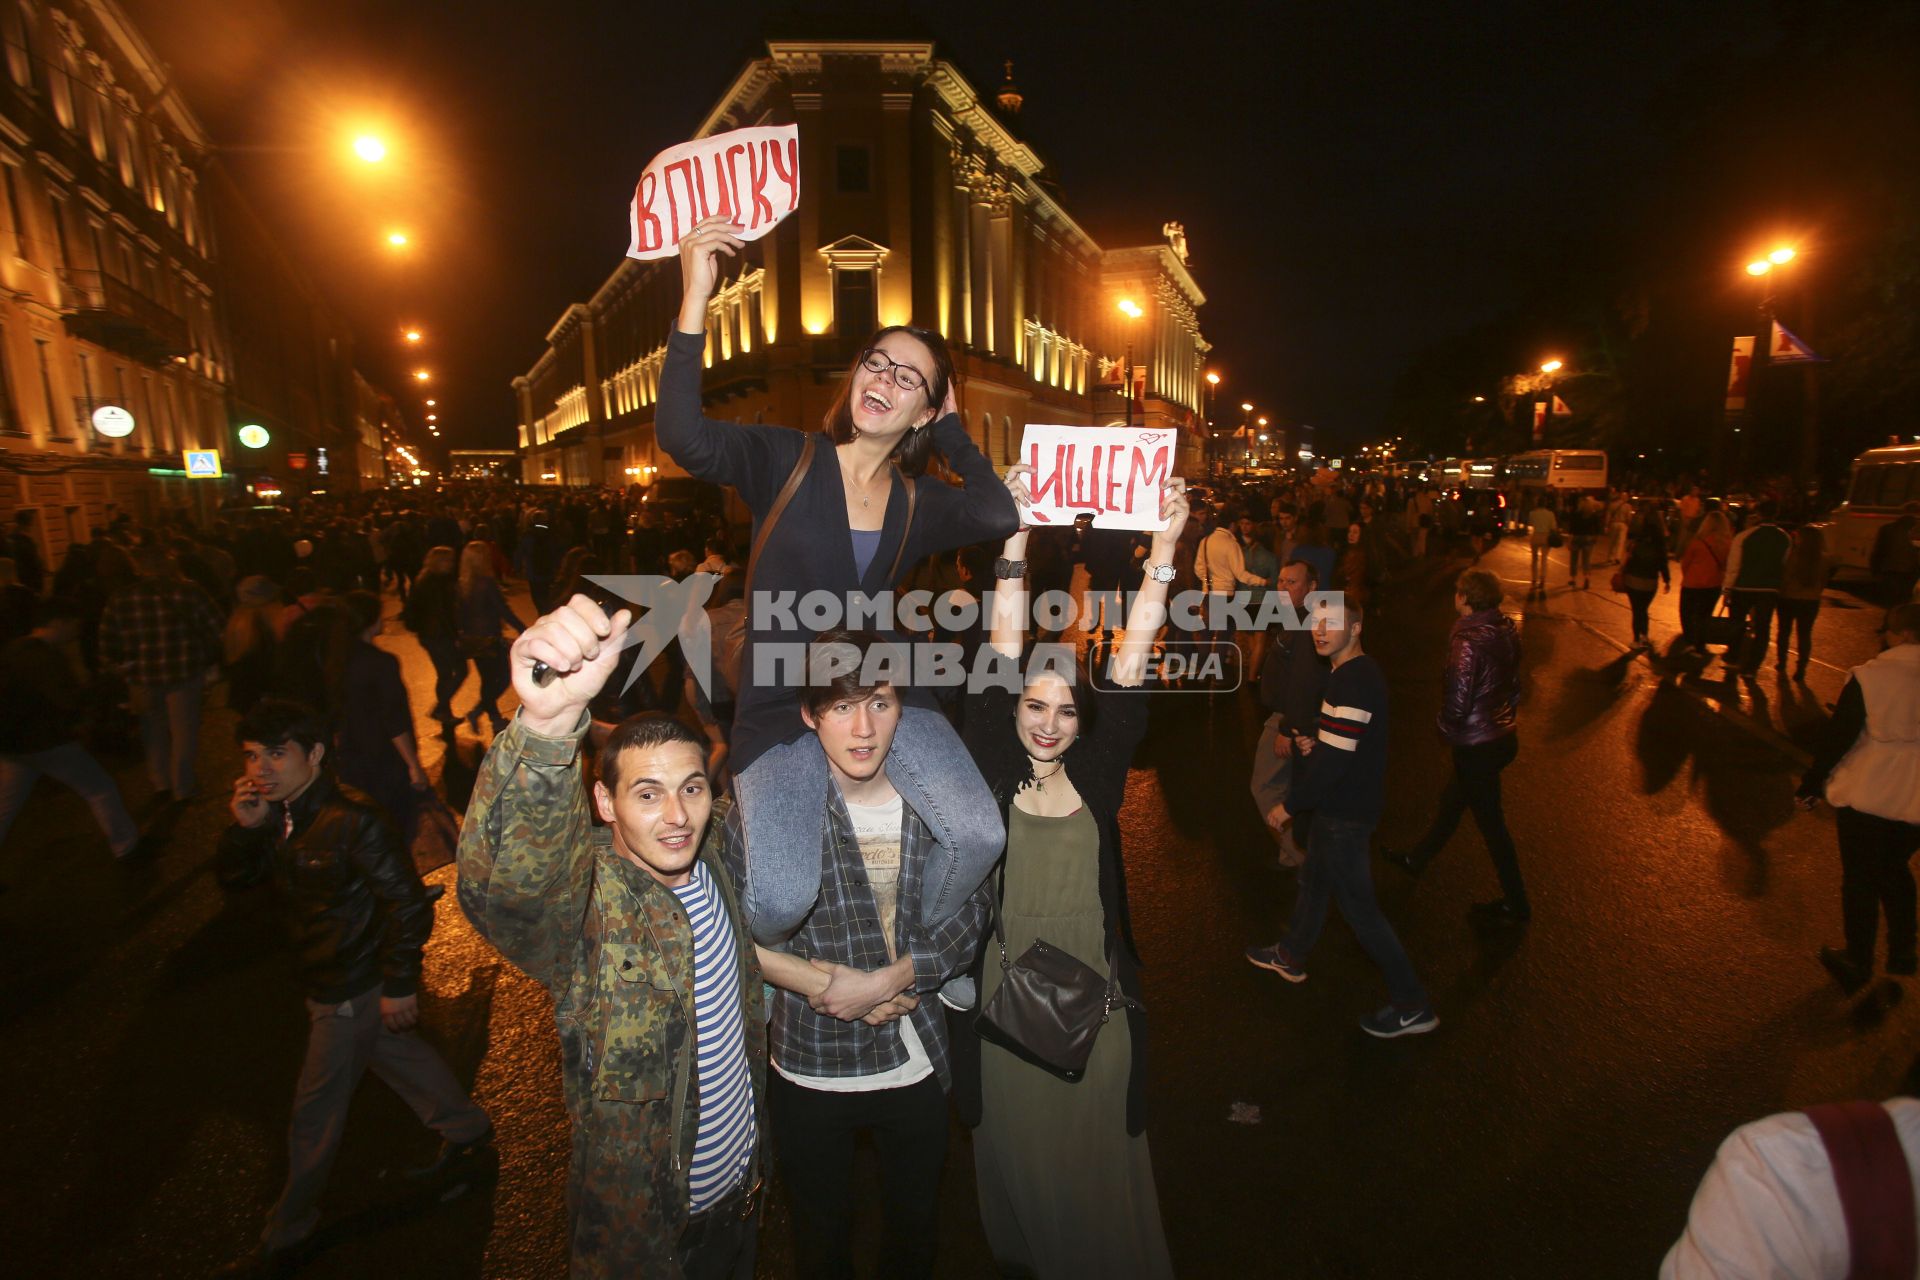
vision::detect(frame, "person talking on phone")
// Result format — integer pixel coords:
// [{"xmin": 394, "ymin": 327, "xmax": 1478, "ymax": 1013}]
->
[{"xmin": 215, "ymin": 699, "xmax": 491, "ymax": 1277}]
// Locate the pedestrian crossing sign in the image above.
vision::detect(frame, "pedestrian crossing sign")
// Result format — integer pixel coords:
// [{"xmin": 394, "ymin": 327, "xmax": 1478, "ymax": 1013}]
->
[{"xmin": 184, "ymin": 450, "xmax": 222, "ymax": 478}]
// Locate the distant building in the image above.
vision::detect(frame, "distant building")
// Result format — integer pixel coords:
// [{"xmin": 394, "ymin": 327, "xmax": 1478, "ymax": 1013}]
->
[
  {"xmin": 515, "ymin": 39, "xmax": 1209, "ymax": 490},
  {"xmin": 0, "ymin": 0, "xmax": 230, "ymax": 556},
  {"xmin": 0, "ymin": 0, "xmax": 409, "ymax": 570},
  {"xmin": 446, "ymin": 449, "xmax": 516, "ymax": 482}
]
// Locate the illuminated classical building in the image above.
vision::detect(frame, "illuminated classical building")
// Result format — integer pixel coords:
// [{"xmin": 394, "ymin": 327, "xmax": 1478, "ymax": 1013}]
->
[
  {"xmin": 515, "ymin": 39, "xmax": 1209, "ymax": 488},
  {"xmin": 0, "ymin": 1, "xmax": 402, "ymax": 562},
  {"xmin": 0, "ymin": 0, "xmax": 229, "ymax": 549}
]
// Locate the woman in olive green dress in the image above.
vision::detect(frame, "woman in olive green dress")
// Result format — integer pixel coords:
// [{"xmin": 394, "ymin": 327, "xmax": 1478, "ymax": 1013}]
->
[{"xmin": 954, "ymin": 469, "xmax": 1186, "ymax": 1278}]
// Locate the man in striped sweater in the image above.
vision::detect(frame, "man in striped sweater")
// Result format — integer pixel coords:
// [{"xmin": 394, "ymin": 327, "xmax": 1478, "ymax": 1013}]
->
[
  {"xmin": 1245, "ymin": 598, "xmax": 1439, "ymax": 1038},
  {"xmin": 459, "ymin": 595, "xmax": 766, "ymax": 1279}
]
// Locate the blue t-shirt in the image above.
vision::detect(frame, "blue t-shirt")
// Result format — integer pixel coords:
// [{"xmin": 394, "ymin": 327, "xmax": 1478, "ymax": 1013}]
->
[{"xmin": 849, "ymin": 528, "xmax": 883, "ymax": 581}]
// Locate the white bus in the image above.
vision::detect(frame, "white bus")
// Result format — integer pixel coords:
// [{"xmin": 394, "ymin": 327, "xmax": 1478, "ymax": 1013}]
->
[
  {"xmin": 1504, "ymin": 449, "xmax": 1609, "ymax": 491},
  {"xmin": 1820, "ymin": 443, "xmax": 1920, "ymax": 576}
]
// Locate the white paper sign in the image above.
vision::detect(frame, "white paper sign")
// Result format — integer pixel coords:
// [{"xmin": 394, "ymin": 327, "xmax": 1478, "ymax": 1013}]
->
[
  {"xmin": 627, "ymin": 124, "xmax": 801, "ymax": 261},
  {"xmin": 1020, "ymin": 424, "xmax": 1174, "ymax": 531}
]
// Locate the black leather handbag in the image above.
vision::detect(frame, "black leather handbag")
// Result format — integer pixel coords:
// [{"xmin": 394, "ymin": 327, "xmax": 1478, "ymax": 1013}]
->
[{"xmin": 975, "ymin": 901, "xmax": 1139, "ymax": 1083}]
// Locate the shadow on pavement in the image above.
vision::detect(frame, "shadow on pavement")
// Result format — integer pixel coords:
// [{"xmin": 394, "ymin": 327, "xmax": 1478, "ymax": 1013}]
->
[{"xmin": 1635, "ymin": 679, "xmax": 1795, "ymax": 896}]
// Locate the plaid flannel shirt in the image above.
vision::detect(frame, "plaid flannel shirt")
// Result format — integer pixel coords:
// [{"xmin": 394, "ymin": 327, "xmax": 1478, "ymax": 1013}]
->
[
  {"xmin": 723, "ymin": 787, "xmax": 990, "ymax": 1091},
  {"xmin": 99, "ymin": 579, "xmax": 223, "ymax": 687}
]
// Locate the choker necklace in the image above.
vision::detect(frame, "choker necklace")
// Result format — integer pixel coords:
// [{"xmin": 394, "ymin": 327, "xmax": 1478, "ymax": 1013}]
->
[{"xmin": 1030, "ymin": 759, "xmax": 1066, "ymax": 791}]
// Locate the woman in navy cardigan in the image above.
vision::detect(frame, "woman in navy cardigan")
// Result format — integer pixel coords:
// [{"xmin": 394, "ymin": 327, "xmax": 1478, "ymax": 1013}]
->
[{"xmin": 659, "ymin": 214, "xmax": 1021, "ymax": 942}]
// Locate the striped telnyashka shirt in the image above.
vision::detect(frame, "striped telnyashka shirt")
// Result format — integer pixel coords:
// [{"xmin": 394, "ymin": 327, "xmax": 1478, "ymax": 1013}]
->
[{"xmin": 669, "ymin": 860, "xmax": 757, "ymax": 1211}]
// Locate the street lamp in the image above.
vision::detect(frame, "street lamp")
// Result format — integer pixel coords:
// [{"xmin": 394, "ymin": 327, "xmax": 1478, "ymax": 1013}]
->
[
  {"xmin": 1539, "ymin": 358, "xmax": 1563, "ymax": 374},
  {"xmin": 1203, "ymin": 371, "xmax": 1221, "ymax": 476},
  {"xmin": 387, "ymin": 231, "xmax": 410, "ymax": 248},
  {"xmin": 425, "ymin": 399, "xmax": 436, "ymax": 407},
  {"xmin": 413, "ymin": 369, "xmax": 431, "ymax": 382},
  {"xmin": 352, "ymin": 135, "xmax": 387, "ymax": 163},
  {"xmin": 404, "ymin": 329, "xmax": 422, "ymax": 343},
  {"xmin": 1116, "ymin": 299, "xmax": 1143, "ymax": 428}
]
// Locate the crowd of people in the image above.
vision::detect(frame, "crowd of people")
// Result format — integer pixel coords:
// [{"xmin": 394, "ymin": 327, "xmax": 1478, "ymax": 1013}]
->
[{"xmin": 4, "ymin": 215, "xmax": 1917, "ymax": 1279}]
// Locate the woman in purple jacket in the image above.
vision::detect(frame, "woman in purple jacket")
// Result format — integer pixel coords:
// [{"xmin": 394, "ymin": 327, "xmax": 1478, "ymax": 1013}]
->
[
  {"xmin": 1382, "ymin": 567, "xmax": 1530, "ymax": 925},
  {"xmin": 660, "ymin": 215, "xmax": 1021, "ymax": 942}
]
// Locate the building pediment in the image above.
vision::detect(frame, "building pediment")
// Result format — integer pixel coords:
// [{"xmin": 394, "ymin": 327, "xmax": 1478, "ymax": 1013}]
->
[{"xmin": 818, "ymin": 235, "xmax": 890, "ymax": 266}]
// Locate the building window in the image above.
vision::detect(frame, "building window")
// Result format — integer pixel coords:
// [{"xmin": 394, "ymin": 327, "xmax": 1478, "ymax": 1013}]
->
[
  {"xmin": 52, "ymin": 50, "xmax": 75, "ymax": 129},
  {"xmin": 48, "ymin": 192, "xmax": 70, "ymax": 269},
  {"xmin": 834, "ymin": 144, "xmax": 871, "ymax": 194},
  {"xmin": 4, "ymin": 4, "xmax": 30, "ymax": 89},
  {"xmin": 0, "ymin": 323, "xmax": 19, "ymax": 434},
  {"xmin": 834, "ymin": 268, "xmax": 876, "ymax": 341},
  {"xmin": 34, "ymin": 338, "xmax": 61, "ymax": 440},
  {"xmin": 1, "ymin": 162, "xmax": 25, "ymax": 261}
]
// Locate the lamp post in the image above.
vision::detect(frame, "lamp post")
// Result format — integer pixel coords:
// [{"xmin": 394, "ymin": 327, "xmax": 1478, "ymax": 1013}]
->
[
  {"xmin": 1117, "ymin": 299, "xmax": 1144, "ymax": 428},
  {"xmin": 1205, "ymin": 370, "xmax": 1220, "ymax": 476},
  {"xmin": 1531, "ymin": 358, "xmax": 1563, "ymax": 445},
  {"xmin": 1742, "ymin": 246, "xmax": 1816, "ymax": 495}
]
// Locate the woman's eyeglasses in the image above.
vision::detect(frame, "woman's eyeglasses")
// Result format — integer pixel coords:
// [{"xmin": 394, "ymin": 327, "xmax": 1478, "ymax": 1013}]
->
[{"xmin": 857, "ymin": 348, "xmax": 929, "ymax": 394}]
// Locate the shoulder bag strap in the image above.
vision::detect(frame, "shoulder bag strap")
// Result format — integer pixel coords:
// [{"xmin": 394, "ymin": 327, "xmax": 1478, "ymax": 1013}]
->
[
  {"xmin": 884, "ymin": 466, "xmax": 920, "ymax": 583},
  {"xmin": 1804, "ymin": 1101, "xmax": 1917, "ymax": 1280},
  {"xmin": 741, "ymin": 433, "xmax": 817, "ymax": 602}
]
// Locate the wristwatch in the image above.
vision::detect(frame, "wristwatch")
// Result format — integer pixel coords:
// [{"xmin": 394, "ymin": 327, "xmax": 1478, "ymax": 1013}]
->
[
  {"xmin": 993, "ymin": 558, "xmax": 1028, "ymax": 579},
  {"xmin": 1143, "ymin": 562, "xmax": 1175, "ymax": 584}
]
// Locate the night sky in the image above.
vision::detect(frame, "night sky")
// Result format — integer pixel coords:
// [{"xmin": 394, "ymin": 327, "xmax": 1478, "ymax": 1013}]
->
[{"xmin": 122, "ymin": 0, "xmax": 1766, "ymax": 455}]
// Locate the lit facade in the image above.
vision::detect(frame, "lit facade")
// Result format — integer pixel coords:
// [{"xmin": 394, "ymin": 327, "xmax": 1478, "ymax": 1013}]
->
[
  {"xmin": 516, "ymin": 40, "xmax": 1210, "ymax": 490},
  {"xmin": 0, "ymin": 0, "xmax": 230, "ymax": 554}
]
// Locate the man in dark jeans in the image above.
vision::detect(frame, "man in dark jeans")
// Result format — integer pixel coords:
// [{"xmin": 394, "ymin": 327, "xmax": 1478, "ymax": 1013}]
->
[
  {"xmin": 733, "ymin": 630, "xmax": 989, "ymax": 1277},
  {"xmin": 217, "ymin": 699, "xmax": 491, "ymax": 1275},
  {"xmin": 1383, "ymin": 568, "xmax": 1529, "ymax": 926},
  {"xmin": 1245, "ymin": 598, "xmax": 1438, "ymax": 1039}
]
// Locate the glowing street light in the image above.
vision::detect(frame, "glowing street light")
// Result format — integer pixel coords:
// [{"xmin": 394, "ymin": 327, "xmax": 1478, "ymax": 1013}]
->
[
  {"xmin": 426, "ymin": 413, "xmax": 437, "ymax": 421},
  {"xmin": 1769, "ymin": 247, "xmax": 1796, "ymax": 265},
  {"xmin": 1240, "ymin": 402, "xmax": 1253, "ymax": 413},
  {"xmin": 404, "ymin": 329, "xmax": 422, "ymax": 343},
  {"xmin": 1539, "ymin": 359, "xmax": 1564, "ymax": 374},
  {"xmin": 352, "ymin": 135, "xmax": 388, "ymax": 164},
  {"xmin": 387, "ymin": 231, "xmax": 410, "ymax": 248},
  {"xmin": 1206, "ymin": 372, "xmax": 1220, "ymax": 387},
  {"xmin": 413, "ymin": 369, "xmax": 431, "ymax": 382},
  {"xmin": 1116, "ymin": 299, "xmax": 1143, "ymax": 319},
  {"xmin": 1746, "ymin": 259, "xmax": 1773, "ymax": 276},
  {"xmin": 425, "ymin": 399, "xmax": 436, "ymax": 407},
  {"xmin": 1472, "ymin": 395, "xmax": 1487, "ymax": 403}
]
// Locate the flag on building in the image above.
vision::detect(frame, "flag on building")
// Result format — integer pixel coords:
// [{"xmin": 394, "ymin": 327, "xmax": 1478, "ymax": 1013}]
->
[
  {"xmin": 1725, "ymin": 336, "xmax": 1754, "ymax": 411},
  {"xmin": 1768, "ymin": 319, "xmax": 1823, "ymax": 364}
]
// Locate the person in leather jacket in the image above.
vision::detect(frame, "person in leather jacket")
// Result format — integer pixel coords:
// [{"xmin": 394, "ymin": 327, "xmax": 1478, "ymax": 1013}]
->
[
  {"xmin": 216, "ymin": 699, "xmax": 490, "ymax": 1274},
  {"xmin": 1382, "ymin": 568, "xmax": 1531, "ymax": 925}
]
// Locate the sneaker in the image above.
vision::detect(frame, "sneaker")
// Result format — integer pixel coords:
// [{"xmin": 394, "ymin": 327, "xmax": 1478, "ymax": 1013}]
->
[
  {"xmin": 1245, "ymin": 942, "xmax": 1306, "ymax": 983},
  {"xmin": 1361, "ymin": 1003, "xmax": 1439, "ymax": 1039},
  {"xmin": 406, "ymin": 1121, "xmax": 495, "ymax": 1179},
  {"xmin": 1819, "ymin": 945, "xmax": 1872, "ymax": 994},
  {"xmin": 939, "ymin": 975, "xmax": 977, "ymax": 1010},
  {"xmin": 1380, "ymin": 846, "xmax": 1424, "ymax": 878}
]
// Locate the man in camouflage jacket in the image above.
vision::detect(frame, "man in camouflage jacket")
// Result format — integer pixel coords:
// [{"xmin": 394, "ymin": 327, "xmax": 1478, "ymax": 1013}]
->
[{"xmin": 458, "ymin": 594, "xmax": 766, "ymax": 1279}]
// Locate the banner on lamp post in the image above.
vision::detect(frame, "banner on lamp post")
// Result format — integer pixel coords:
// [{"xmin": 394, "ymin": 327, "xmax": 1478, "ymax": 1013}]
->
[
  {"xmin": 1768, "ymin": 319, "xmax": 1824, "ymax": 365},
  {"xmin": 1725, "ymin": 336, "xmax": 1755, "ymax": 412}
]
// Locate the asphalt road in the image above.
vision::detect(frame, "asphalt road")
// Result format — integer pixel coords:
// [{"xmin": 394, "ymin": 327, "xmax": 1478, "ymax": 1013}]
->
[{"xmin": 2, "ymin": 543, "xmax": 1913, "ymax": 1279}]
